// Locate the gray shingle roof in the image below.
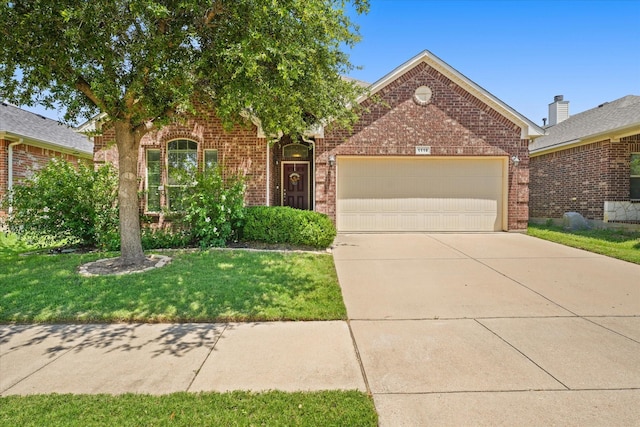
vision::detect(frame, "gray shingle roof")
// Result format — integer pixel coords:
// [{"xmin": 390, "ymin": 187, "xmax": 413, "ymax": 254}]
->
[
  {"xmin": 0, "ymin": 102, "xmax": 93, "ymax": 156},
  {"xmin": 530, "ymin": 95, "xmax": 640, "ymax": 153}
]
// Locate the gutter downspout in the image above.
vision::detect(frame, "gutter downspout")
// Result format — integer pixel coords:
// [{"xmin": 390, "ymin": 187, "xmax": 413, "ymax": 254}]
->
[{"xmin": 7, "ymin": 139, "xmax": 23, "ymax": 214}]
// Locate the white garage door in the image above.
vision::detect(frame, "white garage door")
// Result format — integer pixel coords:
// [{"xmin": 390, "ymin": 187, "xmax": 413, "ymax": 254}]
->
[{"xmin": 337, "ymin": 157, "xmax": 505, "ymax": 232}]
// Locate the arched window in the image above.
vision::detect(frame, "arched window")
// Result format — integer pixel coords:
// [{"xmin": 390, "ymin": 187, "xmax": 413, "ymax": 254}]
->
[
  {"xmin": 167, "ymin": 139, "xmax": 198, "ymax": 211},
  {"xmin": 283, "ymin": 143, "xmax": 310, "ymax": 160}
]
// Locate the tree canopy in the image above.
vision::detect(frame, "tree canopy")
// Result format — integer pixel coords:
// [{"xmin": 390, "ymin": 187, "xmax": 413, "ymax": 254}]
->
[
  {"xmin": 0, "ymin": 0, "xmax": 368, "ymax": 134},
  {"xmin": 0, "ymin": 0, "xmax": 369, "ymax": 264}
]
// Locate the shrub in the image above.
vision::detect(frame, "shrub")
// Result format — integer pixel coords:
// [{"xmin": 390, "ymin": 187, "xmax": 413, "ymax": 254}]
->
[
  {"xmin": 2, "ymin": 158, "xmax": 118, "ymax": 247},
  {"xmin": 141, "ymin": 227, "xmax": 193, "ymax": 250},
  {"xmin": 181, "ymin": 168, "xmax": 246, "ymax": 248},
  {"xmin": 241, "ymin": 206, "xmax": 336, "ymax": 248},
  {"xmin": 98, "ymin": 225, "xmax": 194, "ymax": 252}
]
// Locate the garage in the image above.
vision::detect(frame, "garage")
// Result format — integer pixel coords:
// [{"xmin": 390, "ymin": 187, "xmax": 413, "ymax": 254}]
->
[{"xmin": 336, "ymin": 157, "xmax": 506, "ymax": 232}]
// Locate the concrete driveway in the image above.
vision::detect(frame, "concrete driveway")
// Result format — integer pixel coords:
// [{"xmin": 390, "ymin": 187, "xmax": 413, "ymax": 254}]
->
[{"xmin": 333, "ymin": 233, "xmax": 640, "ymax": 426}]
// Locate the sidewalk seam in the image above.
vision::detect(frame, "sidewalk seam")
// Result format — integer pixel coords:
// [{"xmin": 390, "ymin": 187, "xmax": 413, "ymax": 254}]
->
[
  {"xmin": 0, "ymin": 340, "xmax": 80, "ymax": 395},
  {"xmin": 185, "ymin": 323, "xmax": 228, "ymax": 393},
  {"xmin": 346, "ymin": 319, "xmax": 372, "ymax": 396}
]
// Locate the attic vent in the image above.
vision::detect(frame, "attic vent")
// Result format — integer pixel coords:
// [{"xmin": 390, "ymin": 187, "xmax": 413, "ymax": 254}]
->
[
  {"xmin": 598, "ymin": 102, "xmax": 609, "ymax": 108},
  {"xmin": 414, "ymin": 86, "xmax": 433, "ymax": 106}
]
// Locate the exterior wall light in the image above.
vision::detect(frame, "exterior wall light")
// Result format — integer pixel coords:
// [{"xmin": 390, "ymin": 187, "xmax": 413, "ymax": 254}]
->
[
  {"xmin": 328, "ymin": 155, "xmax": 336, "ymax": 167},
  {"xmin": 511, "ymin": 155, "xmax": 520, "ymax": 167}
]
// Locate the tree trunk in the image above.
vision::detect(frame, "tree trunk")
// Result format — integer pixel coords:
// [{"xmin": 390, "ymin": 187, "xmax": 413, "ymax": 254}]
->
[{"xmin": 114, "ymin": 121, "xmax": 145, "ymax": 265}]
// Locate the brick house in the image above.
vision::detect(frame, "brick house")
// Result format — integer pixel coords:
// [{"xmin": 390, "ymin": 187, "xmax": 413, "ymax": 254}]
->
[
  {"xmin": 94, "ymin": 50, "xmax": 543, "ymax": 232},
  {"xmin": 0, "ymin": 102, "xmax": 94, "ymax": 216},
  {"xmin": 529, "ymin": 95, "xmax": 640, "ymax": 224}
]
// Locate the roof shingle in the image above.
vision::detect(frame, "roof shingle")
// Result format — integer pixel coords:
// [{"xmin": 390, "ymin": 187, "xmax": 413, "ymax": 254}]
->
[
  {"xmin": 530, "ymin": 95, "xmax": 640, "ymax": 153},
  {"xmin": 0, "ymin": 102, "xmax": 93, "ymax": 155}
]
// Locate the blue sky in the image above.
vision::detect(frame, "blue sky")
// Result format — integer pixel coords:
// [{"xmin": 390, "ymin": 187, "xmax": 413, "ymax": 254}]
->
[
  {"xmin": 21, "ymin": 0, "xmax": 640, "ymax": 126},
  {"xmin": 344, "ymin": 0, "xmax": 640, "ymax": 125}
]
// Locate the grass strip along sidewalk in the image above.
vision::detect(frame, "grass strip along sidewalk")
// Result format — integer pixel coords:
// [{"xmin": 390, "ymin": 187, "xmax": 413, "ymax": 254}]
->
[
  {"xmin": 0, "ymin": 391, "xmax": 378, "ymax": 427},
  {"xmin": 528, "ymin": 223, "xmax": 640, "ymax": 265},
  {"xmin": 0, "ymin": 235, "xmax": 346, "ymax": 323}
]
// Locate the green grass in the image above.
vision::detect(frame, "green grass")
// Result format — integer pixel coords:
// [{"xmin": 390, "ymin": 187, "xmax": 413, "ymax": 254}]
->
[
  {"xmin": 0, "ymin": 391, "xmax": 378, "ymax": 427},
  {"xmin": 528, "ymin": 223, "xmax": 640, "ymax": 264},
  {"xmin": 0, "ymin": 234, "xmax": 346, "ymax": 323}
]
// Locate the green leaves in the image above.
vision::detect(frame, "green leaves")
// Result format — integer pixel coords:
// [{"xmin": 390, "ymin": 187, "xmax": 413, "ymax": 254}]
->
[
  {"xmin": 242, "ymin": 206, "xmax": 337, "ymax": 249},
  {"xmin": 1, "ymin": 0, "xmax": 369, "ymax": 134},
  {"xmin": 2, "ymin": 159, "xmax": 119, "ymax": 248},
  {"xmin": 181, "ymin": 168, "xmax": 246, "ymax": 248}
]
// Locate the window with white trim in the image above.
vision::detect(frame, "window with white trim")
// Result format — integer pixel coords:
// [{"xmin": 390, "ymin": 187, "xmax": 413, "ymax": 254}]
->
[
  {"xmin": 146, "ymin": 149, "xmax": 161, "ymax": 212},
  {"xmin": 167, "ymin": 139, "xmax": 198, "ymax": 211},
  {"xmin": 631, "ymin": 153, "xmax": 640, "ymax": 200}
]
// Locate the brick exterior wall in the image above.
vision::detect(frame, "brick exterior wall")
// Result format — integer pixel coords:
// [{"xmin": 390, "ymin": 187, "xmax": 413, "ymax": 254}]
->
[
  {"xmin": 0, "ymin": 139, "xmax": 6, "ymax": 209},
  {"xmin": 316, "ymin": 62, "xmax": 529, "ymax": 231},
  {"xmin": 94, "ymin": 109, "xmax": 267, "ymax": 218},
  {"xmin": 1, "ymin": 138, "xmax": 86, "ymax": 217},
  {"xmin": 94, "ymin": 61, "xmax": 531, "ymax": 231},
  {"xmin": 529, "ymin": 133, "xmax": 640, "ymax": 221}
]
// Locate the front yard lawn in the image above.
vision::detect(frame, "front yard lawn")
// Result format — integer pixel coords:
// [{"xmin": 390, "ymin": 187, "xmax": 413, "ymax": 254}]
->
[
  {"xmin": 528, "ymin": 223, "xmax": 640, "ymax": 265},
  {"xmin": 0, "ymin": 391, "xmax": 378, "ymax": 426},
  {"xmin": 0, "ymin": 234, "xmax": 346, "ymax": 323}
]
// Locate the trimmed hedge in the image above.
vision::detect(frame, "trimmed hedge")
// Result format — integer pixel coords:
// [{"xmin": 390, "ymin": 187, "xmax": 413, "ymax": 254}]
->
[{"xmin": 241, "ymin": 206, "xmax": 336, "ymax": 249}]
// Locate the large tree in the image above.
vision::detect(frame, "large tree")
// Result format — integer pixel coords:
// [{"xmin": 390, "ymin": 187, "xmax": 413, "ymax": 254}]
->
[{"xmin": 0, "ymin": 0, "xmax": 368, "ymax": 265}]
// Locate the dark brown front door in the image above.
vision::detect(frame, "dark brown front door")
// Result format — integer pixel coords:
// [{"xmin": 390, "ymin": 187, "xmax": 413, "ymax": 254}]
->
[{"xmin": 282, "ymin": 162, "xmax": 309, "ymax": 210}]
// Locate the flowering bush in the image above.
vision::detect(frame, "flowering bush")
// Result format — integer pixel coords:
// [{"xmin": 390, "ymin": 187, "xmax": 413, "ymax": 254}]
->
[{"xmin": 181, "ymin": 168, "xmax": 246, "ymax": 247}]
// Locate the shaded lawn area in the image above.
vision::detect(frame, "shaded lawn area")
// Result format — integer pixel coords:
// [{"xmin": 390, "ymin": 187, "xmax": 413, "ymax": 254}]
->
[
  {"xmin": 0, "ymin": 235, "xmax": 346, "ymax": 323},
  {"xmin": 528, "ymin": 223, "xmax": 640, "ymax": 265},
  {"xmin": 0, "ymin": 391, "xmax": 378, "ymax": 427}
]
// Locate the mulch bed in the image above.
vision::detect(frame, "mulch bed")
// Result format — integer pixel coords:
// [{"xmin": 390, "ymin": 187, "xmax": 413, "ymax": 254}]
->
[{"xmin": 78, "ymin": 254, "xmax": 172, "ymax": 277}]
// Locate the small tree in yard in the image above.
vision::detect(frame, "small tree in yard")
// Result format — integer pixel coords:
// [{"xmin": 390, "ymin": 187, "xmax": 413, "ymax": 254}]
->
[{"xmin": 0, "ymin": 0, "xmax": 368, "ymax": 266}]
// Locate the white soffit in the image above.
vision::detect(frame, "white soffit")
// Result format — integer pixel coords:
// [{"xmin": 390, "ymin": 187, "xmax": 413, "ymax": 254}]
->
[{"xmin": 360, "ymin": 50, "xmax": 545, "ymax": 140}]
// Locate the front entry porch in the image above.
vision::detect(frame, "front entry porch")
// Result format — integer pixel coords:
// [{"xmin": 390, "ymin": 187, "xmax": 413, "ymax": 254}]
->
[{"xmin": 272, "ymin": 137, "xmax": 314, "ymax": 210}]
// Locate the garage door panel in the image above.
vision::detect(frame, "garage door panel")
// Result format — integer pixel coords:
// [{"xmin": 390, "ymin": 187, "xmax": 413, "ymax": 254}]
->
[{"xmin": 337, "ymin": 158, "xmax": 504, "ymax": 232}]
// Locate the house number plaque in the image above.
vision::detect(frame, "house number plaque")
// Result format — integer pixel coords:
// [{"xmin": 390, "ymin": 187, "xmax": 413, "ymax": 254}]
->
[{"xmin": 415, "ymin": 146, "xmax": 432, "ymax": 155}]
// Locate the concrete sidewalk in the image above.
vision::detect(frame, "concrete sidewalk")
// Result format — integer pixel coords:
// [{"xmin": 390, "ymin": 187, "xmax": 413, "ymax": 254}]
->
[{"xmin": 1, "ymin": 321, "xmax": 365, "ymax": 395}]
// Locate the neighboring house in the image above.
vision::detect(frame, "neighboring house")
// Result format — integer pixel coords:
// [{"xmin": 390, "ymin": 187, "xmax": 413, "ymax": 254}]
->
[
  {"xmin": 0, "ymin": 102, "xmax": 94, "ymax": 215},
  {"xmin": 94, "ymin": 50, "xmax": 544, "ymax": 232},
  {"xmin": 530, "ymin": 95, "xmax": 640, "ymax": 224}
]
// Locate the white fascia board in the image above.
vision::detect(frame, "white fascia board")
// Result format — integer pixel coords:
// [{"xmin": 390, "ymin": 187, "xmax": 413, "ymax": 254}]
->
[
  {"xmin": 75, "ymin": 112, "xmax": 108, "ymax": 133},
  {"xmin": 241, "ymin": 110, "xmax": 325, "ymax": 140},
  {"xmin": 359, "ymin": 50, "xmax": 545, "ymax": 140}
]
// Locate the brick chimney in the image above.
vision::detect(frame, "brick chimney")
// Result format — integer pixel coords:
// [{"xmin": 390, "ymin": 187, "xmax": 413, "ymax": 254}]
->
[{"xmin": 548, "ymin": 95, "xmax": 569, "ymax": 126}]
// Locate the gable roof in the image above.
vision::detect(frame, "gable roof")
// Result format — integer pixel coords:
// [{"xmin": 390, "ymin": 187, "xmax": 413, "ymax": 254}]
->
[
  {"xmin": 530, "ymin": 95, "xmax": 640, "ymax": 155},
  {"xmin": 0, "ymin": 101, "xmax": 93, "ymax": 157},
  {"xmin": 359, "ymin": 50, "xmax": 545, "ymax": 140}
]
